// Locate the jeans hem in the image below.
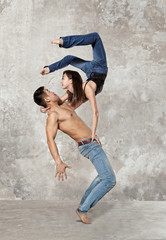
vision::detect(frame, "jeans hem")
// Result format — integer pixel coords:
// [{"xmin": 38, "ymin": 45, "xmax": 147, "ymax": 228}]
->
[{"xmin": 77, "ymin": 208, "xmax": 87, "ymax": 214}]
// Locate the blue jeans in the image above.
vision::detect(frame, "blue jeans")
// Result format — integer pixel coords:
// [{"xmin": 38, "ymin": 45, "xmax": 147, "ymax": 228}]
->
[
  {"xmin": 48, "ymin": 32, "xmax": 108, "ymax": 79},
  {"xmin": 77, "ymin": 139, "xmax": 116, "ymax": 214}
]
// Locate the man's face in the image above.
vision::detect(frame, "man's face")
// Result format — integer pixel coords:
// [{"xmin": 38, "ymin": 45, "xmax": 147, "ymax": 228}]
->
[
  {"xmin": 61, "ymin": 73, "xmax": 72, "ymax": 89},
  {"xmin": 43, "ymin": 89, "xmax": 60, "ymax": 103}
]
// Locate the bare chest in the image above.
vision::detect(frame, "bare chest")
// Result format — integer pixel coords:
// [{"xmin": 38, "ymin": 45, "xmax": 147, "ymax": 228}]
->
[{"xmin": 58, "ymin": 105, "xmax": 76, "ymax": 122}]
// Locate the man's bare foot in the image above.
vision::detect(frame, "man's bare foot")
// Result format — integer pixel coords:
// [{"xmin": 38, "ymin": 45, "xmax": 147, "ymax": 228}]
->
[
  {"xmin": 51, "ymin": 38, "xmax": 63, "ymax": 45},
  {"xmin": 40, "ymin": 67, "xmax": 50, "ymax": 75},
  {"xmin": 78, "ymin": 204, "xmax": 93, "ymax": 212},
  {"xmin": 76, "ymin": 209, "xmax": 91, "ymax": 224}
]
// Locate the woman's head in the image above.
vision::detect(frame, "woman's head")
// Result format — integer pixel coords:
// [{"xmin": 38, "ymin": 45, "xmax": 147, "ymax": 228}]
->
[
  {"xmin": 62, "ymin": 71, "xmax": 73, "ymax": 89},
  {"xmin": 62, "ymin": 70, "xmax": 85, "ymax": 106}
]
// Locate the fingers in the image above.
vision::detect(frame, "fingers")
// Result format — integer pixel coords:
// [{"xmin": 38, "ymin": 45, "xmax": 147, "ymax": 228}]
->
[
  {"xmin": 55, "ymin": 164, "xmax": 71, "ymax": 181},
  {"xmin": 55, "ymin": 172, "xmax": 67, "ymax": 181},
  {"xmin": 58, "ymin": 173, "xmax": 61, "ymax": 181},
  {"xmin": 61, "ymin": 173, "xmax": 64, "ymax": 181},
  {"xmin": 40, "ymin": 107, "xmax": 44, "ymax": 113},
  {"xmin": 96, "ymin": 138, "xmax": 101, "ymax": 145},
  {"xmin": 40, "ymin": 107, "xmax": 46, "ymax": 113},
  {"xmin": 93, "ymin": 135, "xmax": 102, "ymax": 146},
  {"xmin": 58, "ymin": 173, "xmax": 63, "ymax": 181},
  {"xmin": 98, "ymin": 140, "xmax": 102, "ymax": 146},
  {"xmin": 97, "ymin": 138, "xmax": 102, "ymax": 146},
  {"xmin": 40, "ymin": 107, "xmax": 50, "ymax": 114},
  {"xmin": 66, "ymin": 165, "xmax": 72, "ymax": 169}
]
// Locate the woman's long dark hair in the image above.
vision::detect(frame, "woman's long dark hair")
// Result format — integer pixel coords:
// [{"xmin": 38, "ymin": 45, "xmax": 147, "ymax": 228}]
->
[{"xmin": 63, "ymin": 70, "xmax": 85, "ymax": 106}]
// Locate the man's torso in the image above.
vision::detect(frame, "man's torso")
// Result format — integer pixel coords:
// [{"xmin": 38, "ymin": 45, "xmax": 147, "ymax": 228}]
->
[{"xmin": 49, "ymin": 102, "xmax": 92, "ymax": 142}]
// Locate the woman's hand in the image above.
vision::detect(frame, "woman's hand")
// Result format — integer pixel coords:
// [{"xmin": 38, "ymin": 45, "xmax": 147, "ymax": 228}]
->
[
  {"xmin": 40, "ymin": 106, "xmax": 50, "ymax": 114},
  {"xmin": 91, "ymin": 134, "xmax": 101, "ymax": 146}
]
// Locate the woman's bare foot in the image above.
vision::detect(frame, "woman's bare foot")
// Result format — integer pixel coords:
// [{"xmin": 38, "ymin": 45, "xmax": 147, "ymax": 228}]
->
[
  {"xmin": 51, "ymin": 38, "xmax": 63, "ymax": 45},
  {"xmin": 76, "ymin": 209, "xmax": 91, "ymax": 224}
]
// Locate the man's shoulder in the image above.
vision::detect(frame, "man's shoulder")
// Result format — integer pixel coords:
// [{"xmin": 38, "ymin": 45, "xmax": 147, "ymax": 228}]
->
[
  {"xmin": 47, "ymin": 111, "xmax": 58, "ymax": 117},
  {"xmin": 47, "ymin": 111, "xmax": 59, "ymax": 124}
]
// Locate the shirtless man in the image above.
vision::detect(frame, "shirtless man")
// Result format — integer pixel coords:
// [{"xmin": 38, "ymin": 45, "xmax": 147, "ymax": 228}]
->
[{"xmin": 33, "ymin": 86, "xmax": 116, "ymax": 224}]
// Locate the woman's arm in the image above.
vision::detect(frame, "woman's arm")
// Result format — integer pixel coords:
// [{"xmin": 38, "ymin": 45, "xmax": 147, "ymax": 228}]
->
[
  {"xmin": 60, "ymin": 91, "xmax": 69, "ymax": 103},
  {"xmin": 85, "ymin": 85, "xmax": 101, "ymax": 145}
]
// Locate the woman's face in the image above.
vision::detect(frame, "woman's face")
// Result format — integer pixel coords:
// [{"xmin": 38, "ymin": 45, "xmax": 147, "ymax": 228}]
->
[{"xmin": 61, "ymin": 73, "xmax": 72, "ymax": 89}]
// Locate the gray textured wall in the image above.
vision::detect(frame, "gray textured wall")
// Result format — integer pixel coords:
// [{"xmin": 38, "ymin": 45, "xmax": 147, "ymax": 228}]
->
[{"xmin": 0, "ymin": 0, "xmax": 166, "ymax": 200}]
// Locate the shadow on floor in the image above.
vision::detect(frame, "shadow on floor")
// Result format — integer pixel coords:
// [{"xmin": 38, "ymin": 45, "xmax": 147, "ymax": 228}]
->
[{"xmin": 88, "ymin": 201, "xmax": 116, "ymax": 221}]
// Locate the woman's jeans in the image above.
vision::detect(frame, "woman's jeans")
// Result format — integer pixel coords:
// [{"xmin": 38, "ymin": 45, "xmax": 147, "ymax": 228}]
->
[
  {"xmin": 77, "ymin": 139, "xmax": 116, "ymax": 214},
  {"xmin": 48, "ymin": 32, "xmax": 108, "ymax": 79}
]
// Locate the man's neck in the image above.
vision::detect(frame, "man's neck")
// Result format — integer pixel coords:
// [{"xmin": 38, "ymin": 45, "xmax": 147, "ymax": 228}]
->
[{"xmin": 47, "ymin": 102, "xmax": 60, "ymax": 111}]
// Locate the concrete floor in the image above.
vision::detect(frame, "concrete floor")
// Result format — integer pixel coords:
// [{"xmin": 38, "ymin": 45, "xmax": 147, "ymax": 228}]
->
[{"xmin": 0, "ymin": 201, "xmax": 166, "ymax": 240}]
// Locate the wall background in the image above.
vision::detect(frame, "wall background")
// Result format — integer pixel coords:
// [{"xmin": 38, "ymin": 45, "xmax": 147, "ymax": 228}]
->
[{"xmin": 0, "ymin": 0, "xmax": 166, "ymax": 200}]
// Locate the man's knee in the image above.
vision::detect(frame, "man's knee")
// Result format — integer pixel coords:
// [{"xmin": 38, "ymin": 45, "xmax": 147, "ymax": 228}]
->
[{"xmin": 105, "ymin": 175, "xmax": 116, "ymax": 191}]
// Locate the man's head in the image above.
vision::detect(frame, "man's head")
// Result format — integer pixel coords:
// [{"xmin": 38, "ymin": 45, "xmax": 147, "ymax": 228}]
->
[{"xmin": 33, "ymin": 86, "xmax": 59, "ymax": 107}]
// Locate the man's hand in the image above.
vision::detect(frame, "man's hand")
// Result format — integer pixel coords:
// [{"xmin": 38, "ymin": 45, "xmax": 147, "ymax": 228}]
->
[
  {"xmin": 40, "ymin": 67, "xmax": 50, "ymax": 75},
  {"xmin": 55, "ymin": 162, "xmax": 72, "ymax": 181},
  {"xmin": 91, "ymin": 134, "xmax": 101, "ymax": 146}
]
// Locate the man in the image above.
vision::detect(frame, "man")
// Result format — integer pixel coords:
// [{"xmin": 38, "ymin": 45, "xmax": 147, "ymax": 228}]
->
[{"xmin": 33, "ymin": 87, "xmax": 116, "ymax": 224}]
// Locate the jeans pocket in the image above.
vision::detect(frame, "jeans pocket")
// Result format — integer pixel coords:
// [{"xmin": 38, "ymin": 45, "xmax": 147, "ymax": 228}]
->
[
  {"xmin": 88, "ymin": 146, "xmax": 101, "ymax": 163},
  {"xmin": 79, "ymin": 145, "xmax": 91, "ymax": 158}
]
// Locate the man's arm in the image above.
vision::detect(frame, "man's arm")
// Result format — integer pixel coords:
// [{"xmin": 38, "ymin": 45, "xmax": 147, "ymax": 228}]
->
[{"xmin": 46, "ymin": 113, "xmax": 71, "ymax": 181}]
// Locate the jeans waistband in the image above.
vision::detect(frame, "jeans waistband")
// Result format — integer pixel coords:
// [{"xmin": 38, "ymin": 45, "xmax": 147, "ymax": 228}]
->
[
  {"xmin": 77, "ymin": 138, "xmax": 92, "ymax": 146},
  {"xmin": 77, "ymin": 138, "xmax": 98, "ymax": 147},
  {"xmin": 90, "ymin": 72, "xmax": 107, "ymax": 79}
]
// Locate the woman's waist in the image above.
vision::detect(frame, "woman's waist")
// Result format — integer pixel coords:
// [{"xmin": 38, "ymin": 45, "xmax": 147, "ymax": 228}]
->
[{"xmin": 89, "ymin": 72, "xmax": 107, "ymax": 80}]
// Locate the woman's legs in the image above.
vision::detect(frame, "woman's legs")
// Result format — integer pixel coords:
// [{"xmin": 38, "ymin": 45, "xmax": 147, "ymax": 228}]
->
[
  {"xmin": 48, "ymin": 33, "xmax": 107, "ymax": 78},
  {"xmin": 60, "ymin": 32, "xmax": 107, "ymax": 65}
]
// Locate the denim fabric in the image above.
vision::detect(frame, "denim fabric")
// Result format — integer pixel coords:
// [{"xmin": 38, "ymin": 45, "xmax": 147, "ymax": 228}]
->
[
  {"xmin": 48, "ymin": 32, "xmax": 108, "ymax": 79},
  {"xmin": 77, "ymin": 139, "xmax": 116, "ymax": 214}
]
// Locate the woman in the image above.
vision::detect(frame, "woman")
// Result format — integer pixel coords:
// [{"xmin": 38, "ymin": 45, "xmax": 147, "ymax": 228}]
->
[{"xmin": 40, "ymin": 32, "xmax": 108, "ymax": 144}]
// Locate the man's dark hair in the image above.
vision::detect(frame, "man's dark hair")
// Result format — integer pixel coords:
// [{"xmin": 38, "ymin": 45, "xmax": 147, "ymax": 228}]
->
[{"xmin": 33, "ymin": 86, "xmax": 47, "ymax": 108}]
